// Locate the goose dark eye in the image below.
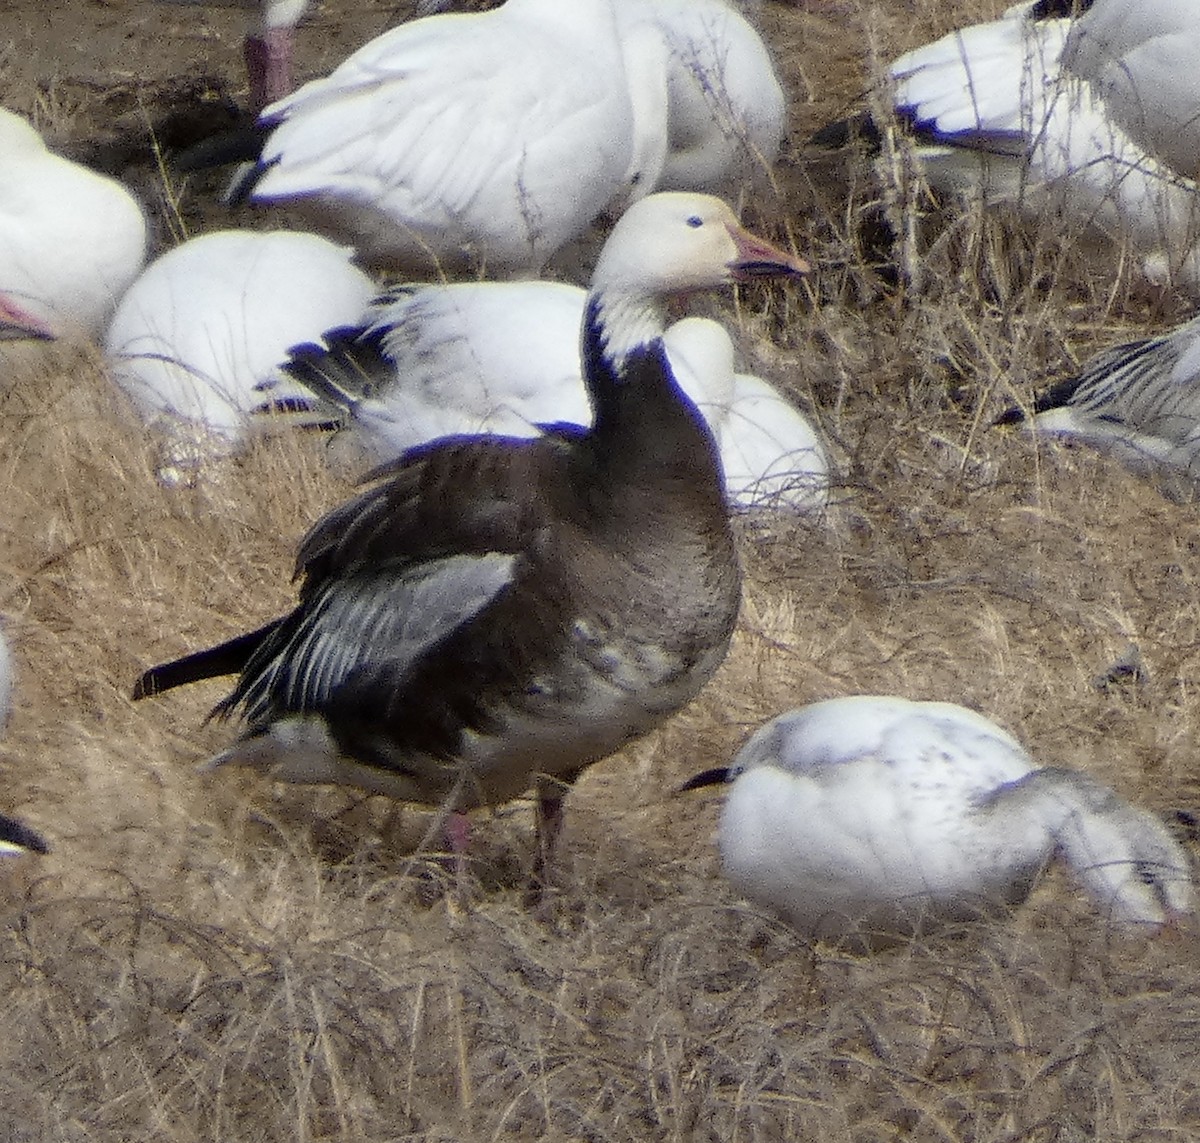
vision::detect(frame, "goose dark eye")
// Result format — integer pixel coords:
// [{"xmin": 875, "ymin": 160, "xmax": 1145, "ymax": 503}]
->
[{"xmin": 686, "ymin": 215, "xmax": 703, "ymax": 228}]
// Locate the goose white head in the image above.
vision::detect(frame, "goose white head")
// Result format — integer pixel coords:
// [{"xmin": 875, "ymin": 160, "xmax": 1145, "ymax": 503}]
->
[
  {"xmin": 592, "ymin": 193, "xmax": 809, "ymax": 297},
  {"xmin": 588, "ymin": 193, "xmax": 807, "ymax": 365}
]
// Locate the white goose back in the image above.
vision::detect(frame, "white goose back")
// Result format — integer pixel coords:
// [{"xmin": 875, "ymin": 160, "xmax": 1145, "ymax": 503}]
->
[
  {"xmin": 105, "ymin": 230, "xmax": 375, "ymax": 476},
  {"xmin": 614, "ymin": 0, "xmax": 785, "ymax": 193}
]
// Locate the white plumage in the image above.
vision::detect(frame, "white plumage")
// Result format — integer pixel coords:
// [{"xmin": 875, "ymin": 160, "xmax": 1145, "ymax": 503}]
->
[
  {"xmin": 239, "ymin": 0, "xmax": 661, "ymax": 274},
  {"xmin": 889, "ymin": 0, "xmax": 1200, "ymax": 291},
  {"xmin": 0, "ymin": 109, "xmax": 147, "ymax": 339},
  {"xmin": 614, "ymin": 0, "xmax": 785, "ymax": 193},
  {"xmin": 688, "ymin": 695, "xmax": 1194, "ymax": 943},
  {"xmin": 104, "ymin": 229, "xmax": 376, "ymax": 478},
  {"xmin": 281, "ymin": 284, "xmax": 828, "ymax": 511}
]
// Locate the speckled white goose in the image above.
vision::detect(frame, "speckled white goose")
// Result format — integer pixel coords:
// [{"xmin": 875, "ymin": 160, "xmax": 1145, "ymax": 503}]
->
[
  {"xmin": 684, "ymin": 695, "xmax": 1194, "ymax": 942},
  {"xmin": 0, "ymin": 109, "xmax": 147, "ymax": 339},
  {"xmin": 888, "ymin": 0, "xmax": 1200, "ymax": 290},
  {"xmin": 231, "ymin": 0, "xmax": 667, "ymax": 275},
  {"xmin": 132, "ymin": 193, "xmax": 808, "ymax": 873},
  {"xmin": 279, "ymin": 284, "xmax": 828, "ymax": 511},
  {"xmin": 104, "ymin": 229, "xmax": 376, "ymax": 482}
]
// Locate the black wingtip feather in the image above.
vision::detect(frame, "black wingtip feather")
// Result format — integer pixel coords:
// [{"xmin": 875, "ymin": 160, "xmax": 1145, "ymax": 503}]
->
[
  {"xmin": 133, "ymin": 621, "xmax": 284, "ymax": 701},
  {"xmin": 678, "ymin": 767, "xmax": 731, "ymax": 793},
  {"xmin": 0, "ymin": 813, "xmax": 49, "ymax": 856}
]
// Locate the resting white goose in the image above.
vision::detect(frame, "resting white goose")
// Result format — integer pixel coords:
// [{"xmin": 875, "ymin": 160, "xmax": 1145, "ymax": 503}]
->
[
  {"xmin": 889, "ymin": 0, "xmax": 1200, "ymax": 290},
  {"xmin": 104, "ymin": 229, "xmax": 376, "ymax": 481},
  {"xmin": 279, "ymin": 285, "xmax": 829, "ymax": 510},
  {"xmin": 0, "ymin": 109, "xmax": 147, "ymax": 340},
  {"xmin": 613, "ymin": 0, "xmax": 785, "ymax": 193},
  {"xmin": 132, "ymin": 193, "xmax": 808, "ymax": 880},
  {"xmin": 684, "ymin": 695, "xmax": 1194, "ymax": 943},
  {"xmin": 995, "ymin": 313, "xmax": 1200, "ymax": 484},
  {"xmin": 231, "ymin": 0, "xmax": 667, "ymax": 275}
]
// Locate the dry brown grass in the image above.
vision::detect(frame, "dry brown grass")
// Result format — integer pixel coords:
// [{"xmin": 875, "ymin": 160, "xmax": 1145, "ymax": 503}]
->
[{"xmin": 3, "ymin": 0, "xmax": 1200, "ymax": 1138}]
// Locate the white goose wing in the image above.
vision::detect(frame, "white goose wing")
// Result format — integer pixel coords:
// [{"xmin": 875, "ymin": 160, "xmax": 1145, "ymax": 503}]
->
[
  {"xmin": 716, "ymin": 372, "xmax": 829, "ymax": 512},
  {"xmin": 250, "ymin": 0, "xmax": 640, "ymax": 273},
  {"xmin": 890, "ymin": 2, "xmax": 1200, "ymax": 289}
]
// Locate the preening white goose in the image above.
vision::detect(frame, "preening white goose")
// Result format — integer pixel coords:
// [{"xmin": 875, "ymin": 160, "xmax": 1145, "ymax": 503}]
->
[
  {"xmin": 888, "ymin": 0, "xmax": 1200, "ymax": 290},
  {"xmin": 613, "ymin": 0, "xmax": 785, "ymax": 193},
  {"xmin": 279, "ymin": 285, "xmax": 828, "ymax": 510},
  {"xmin": 995, "ymin": 313, "xmax": 1200, "ymax": 484},
  {"xmin": 104, "ymin": 229, "xmax": 376, "ymax": 481},
  {"xmin": 684, "ymin": 695, "xmax": 1194, "ymax": 943},
  {"xmin": 232, "ymin": 0, "xmax": 667, "ymax": 275},
  {"xmin": 0, "ymin": 109, "xmax": 147, "ymax": 340},
  {"xmin": 132, "ymin": 193, "xmax": 809, "ymax": 879}
]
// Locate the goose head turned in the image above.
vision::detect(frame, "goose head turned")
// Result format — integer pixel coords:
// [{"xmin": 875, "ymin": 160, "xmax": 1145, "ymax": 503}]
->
[{"xmin": 132, "ymin": 191, "xmax": 810, "ymax": 892}]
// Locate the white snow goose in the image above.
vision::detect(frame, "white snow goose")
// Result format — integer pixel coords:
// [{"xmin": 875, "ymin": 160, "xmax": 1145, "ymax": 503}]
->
[
  {"xmin": 132, "ymin": 192, "xmax": 809, "ymax": 879},
  {"xmin": 104, "ymin": 229, "xmax": 376, "ymax": 484},
  {"xmin": 887, "ymin": 0, "xmax": 1200, "ymax": 291},
  {"xmin": 683, "ymin": 695, "xmax": 1194, "ymax": 944},
  {"xmin": 995, "ymin": 313, "xmax": 1200, "ymax": 489},
  {"xmin": 0, "ymin": 109, "xmax": 147, "ymax": 340},
  {"xmin": 228, "ymin": 0, "xmax": 669, "ymax": 275},
  {"xmin": 614, "ymin": 0, "xmax": 785, "ymax": 194},
  {"xmin": 277, "ymin": 285, "xmax": 829, "ymax": 511}
]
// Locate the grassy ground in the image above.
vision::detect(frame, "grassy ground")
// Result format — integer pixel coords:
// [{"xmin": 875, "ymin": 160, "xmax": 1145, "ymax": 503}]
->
[{"xmin": 2, "ymin": 0, "xmax": 1200, "ymax": 1138}]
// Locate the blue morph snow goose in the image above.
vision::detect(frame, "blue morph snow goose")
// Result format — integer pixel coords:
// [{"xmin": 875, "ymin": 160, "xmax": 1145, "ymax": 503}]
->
[
  {"xmin": 279, "ymin": 285, "xmax": 829, "ymax": 511},
  {"xmin": 0, "ymin": 109, "xmax": 147, "ymax": 340},
  {"xmin": 132, "ymin": 192, "xmax": 809, "ymax": 871},
  {"xmin": 888, "ymin": 0, "xmax": 1200, "ymax": 291},
  {"xmin": 684, "ymin": 696, "xmax": 1194, "ymax": 944},
  {"xmin": 230, "ymin": 0, "xmax": 668, "ymax": 275}
]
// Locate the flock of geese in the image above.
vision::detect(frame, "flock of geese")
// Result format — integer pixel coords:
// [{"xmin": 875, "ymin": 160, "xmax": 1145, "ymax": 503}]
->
[{"xmin": 2, "ymin": 0, "xmax": 1199, "ymax": 944}]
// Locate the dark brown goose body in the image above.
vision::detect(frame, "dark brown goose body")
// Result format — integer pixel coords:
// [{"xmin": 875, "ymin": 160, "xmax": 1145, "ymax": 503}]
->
[{"xmin": 133, "ymin": 193, "xmax": 805, "ymax": 850}]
